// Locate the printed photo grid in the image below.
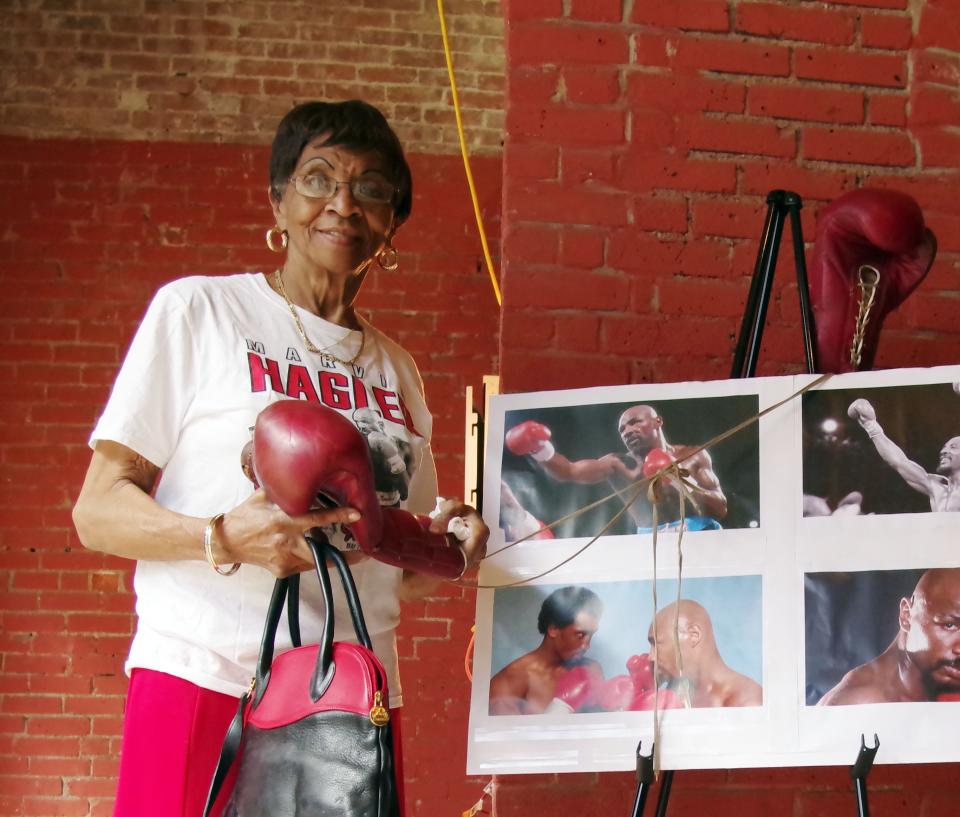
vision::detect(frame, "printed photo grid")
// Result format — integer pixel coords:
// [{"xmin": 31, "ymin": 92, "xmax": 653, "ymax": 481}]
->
[{"xmin": 467, "ymin": 366, "xmax": 960, "ymax": 773}]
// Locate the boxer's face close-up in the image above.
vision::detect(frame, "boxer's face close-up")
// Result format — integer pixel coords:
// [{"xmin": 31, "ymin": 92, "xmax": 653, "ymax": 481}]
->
[
  {"xmin": 902, "ymin": 581, "xmax": 960, "ymax": 693},
  {"xmin": 354, "ymin": 408, "xmax": 384, "ymax": 436},
  {"xmin": 551, "ymin": 610, "xmax": 599, "ymax": 664},
  {"xmin": 936, "ymin": 436, "xmax": 960, "ymax": 475},
  {"xmin": 648, "ymin": 617, "xmax": 681, "ymax": 680},
  {"xmin": 618, "ymin": 406, "xmax": 662, "ymax": 453}
]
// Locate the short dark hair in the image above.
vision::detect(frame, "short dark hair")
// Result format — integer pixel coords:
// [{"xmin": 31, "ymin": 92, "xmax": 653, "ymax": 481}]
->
[
  {"xmin": 537, "ymin": 586, "xmax": 603, "ymax": 634},
  {"xmin": 268, "ymin": 100, "xmax": 413, "ymax": 225}
]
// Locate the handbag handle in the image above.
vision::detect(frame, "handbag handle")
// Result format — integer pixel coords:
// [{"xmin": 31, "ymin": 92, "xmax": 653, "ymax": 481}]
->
[
  {"xmin": 205, "ymin": 533, "xmax": 381, "ymax": 816},
  {"xmin": 253, "ymin": 530, "xmax": 375, "ymax": 705},
  {"xmin": 287, "ymin": 572, "xmax": 301, "ymax": 647},
  {"xmin": 308, "ymin": 531, "xmax": 376, "ymax": 700}
]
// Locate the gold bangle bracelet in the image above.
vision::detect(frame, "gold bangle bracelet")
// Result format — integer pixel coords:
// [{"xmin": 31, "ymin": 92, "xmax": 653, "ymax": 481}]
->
[{"xmin": 203, "ymin": 513, "xmax": 240, "ymax": 576}]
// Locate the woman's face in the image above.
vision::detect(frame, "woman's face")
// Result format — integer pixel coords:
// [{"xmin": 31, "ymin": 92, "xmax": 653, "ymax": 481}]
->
[{"xmin": 271, "ymin": 139, "xmax": 396, "ymax": 277}]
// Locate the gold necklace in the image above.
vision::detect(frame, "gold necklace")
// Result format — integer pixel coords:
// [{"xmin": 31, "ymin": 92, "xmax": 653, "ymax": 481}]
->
[{"xmin": 273, "ymin": 269, "xmax": 366, "ymax": 366}]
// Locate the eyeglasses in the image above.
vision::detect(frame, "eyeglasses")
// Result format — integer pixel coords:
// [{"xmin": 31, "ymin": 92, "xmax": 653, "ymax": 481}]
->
[{"xmin": 290, "ymin": 172, "xmax": 395, "ymax": 205}]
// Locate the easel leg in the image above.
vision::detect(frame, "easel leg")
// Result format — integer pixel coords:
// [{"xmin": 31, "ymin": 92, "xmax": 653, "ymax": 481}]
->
[
  {"xmin": 731, "ymin": 190, "xmax": 789, "ymax": 379},
  {"xmin": 850, "ymin": 734, "xmax": 879, "ymax": 817},
  {"xmin": 654, "ymin": 770, "xmax": 674, "ymax": 817},
  {"xmin": 630, "ymin": 741, "xmax": 654, "ymax": 817}
]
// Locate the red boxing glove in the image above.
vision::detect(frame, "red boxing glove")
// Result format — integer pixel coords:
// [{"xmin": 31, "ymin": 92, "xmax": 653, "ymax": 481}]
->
[
  {"xmin": 530, "ymin": 520, "xmax": 555, "ymax": 540},
  {"xmin": 642, "ymin": 448, "xmax": 674, "ymax": 479},
  {"xmin": 379, "ymin": 510, "xmax": 470, "ymax": 578},
  {"xmin": 545, "ymin": 666, "xmax": 601, "ymax": 714},
  {"xmin": 252, "ymin": 401, "xmax": 466, "ymax": 579},
  {"xmin": 598, "ymin": 675, "xmax": 636, "ymax": 712},
  {"xmin": 626, "ymin": 653, "xmax": 655, "ymax": 694},
  {"xmin": 505, "ymin": 420, "xmax": 554, "ymax": 460},
  {"xmin": 630, "ymin": 687, "xmax": 685, "ymax": 711},
  {"xmin": 809, "ymin": 188, "xmax": 936, "ymax": 373}
]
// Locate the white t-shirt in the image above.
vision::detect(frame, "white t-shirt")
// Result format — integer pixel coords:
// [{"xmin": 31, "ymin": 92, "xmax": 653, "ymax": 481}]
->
[{"xmin": 90, "ymin": 272, "xmax": 438, "ymax": 706}]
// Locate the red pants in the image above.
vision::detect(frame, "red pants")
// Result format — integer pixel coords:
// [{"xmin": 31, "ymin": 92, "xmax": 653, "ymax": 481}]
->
[{"xmin": 113, "ymin": 668, "xmax": 405, "ymax": 817}]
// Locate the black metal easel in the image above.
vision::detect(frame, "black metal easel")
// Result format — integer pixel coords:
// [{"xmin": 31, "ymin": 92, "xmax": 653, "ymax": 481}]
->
[
  {"xmin": 629, "ymin": 742, "xmax": 654, "ymax": 817},
  {"xmin": 731, "ymin": 189, "xmax": 818, "ymax": 378},
  {"xmin": 851, "ymin": 734, "xmax": 880, "ymax": 817},
  {"xmin": 628, "ymin": 191, "xmax": 876, "ymax": 816}
]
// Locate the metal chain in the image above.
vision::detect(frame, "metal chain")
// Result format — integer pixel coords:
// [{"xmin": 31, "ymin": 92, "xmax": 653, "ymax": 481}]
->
[{"xmin": 849, "ymin": 265, "xmax": 881, "ymax": 369}]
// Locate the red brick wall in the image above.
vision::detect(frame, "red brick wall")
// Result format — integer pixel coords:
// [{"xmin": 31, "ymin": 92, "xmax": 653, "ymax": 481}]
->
[
  {"xmin": 495, "ymin": 0, "xmax": 959, "ymax": 814},
  {"xmin": 0, "ymin": 0, "xmax": 505, "ymax": 153},
  {"xmin": 500, "ymin": 0, "xmax": 960, "ymax": 393},
  {"xmin": 0, "ymin": 137, "xmax": 500, "ymax": 816}
]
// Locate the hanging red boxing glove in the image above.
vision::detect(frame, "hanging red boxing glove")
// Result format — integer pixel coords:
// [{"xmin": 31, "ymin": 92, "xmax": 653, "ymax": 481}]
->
[
  {"xmin": 251, "ymin": 400, "xmax": 467, "ymax": 579},
  {"xmin": 809, "ymin": 188, "xmax": 936, "ymax": 373}
]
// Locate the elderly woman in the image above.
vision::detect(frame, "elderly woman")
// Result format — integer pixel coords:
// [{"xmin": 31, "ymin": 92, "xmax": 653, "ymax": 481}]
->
[{"xmin": 72, "ymin": 100, "xmax": 488, "ymax": 817}]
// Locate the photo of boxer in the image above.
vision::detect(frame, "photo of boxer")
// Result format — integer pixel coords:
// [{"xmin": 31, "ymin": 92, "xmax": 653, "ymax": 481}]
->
[
  {"xmin": 353, "ymin": 406, "xmax": 413, "ymax": 508},
  {"xmin": 647, "ymin": 600, "xmax": 762, "ymax": 708},
  {"xmin": 501, "ymin": 395, "xmax": 759, "ymax": 538},
  {"xmin": 488, "ymin": 586, "xmax": 604, "ymax": 715},
  {"xmin": 806, "ymin": 568, "xmax": 960, "ymax": 705},
  {"xmin": 596, "ymin": 598, "xmax": 763, "ymax": 712},
  {"xmin": 802, "ymin": 381, "xmax": 960, "ymax": 517},
  {"xmin": 487, "ymin": 576, "xmax": 762, "ymax": 715}
]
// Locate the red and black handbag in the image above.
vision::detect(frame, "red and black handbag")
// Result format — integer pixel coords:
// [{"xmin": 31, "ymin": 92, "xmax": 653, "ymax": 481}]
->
[{"xmin": 204, "ymin": 531, "xmax": 399, "ymax": 817}]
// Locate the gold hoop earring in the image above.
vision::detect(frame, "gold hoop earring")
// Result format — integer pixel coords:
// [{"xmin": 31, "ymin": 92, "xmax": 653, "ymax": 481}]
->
[
  {"xmin": 376, "ymin": 242, "xmax": 399, "ymax": 271},
  {"xmin": 266, "ymin": 226, "xmax": 288, "ymax": 253}
]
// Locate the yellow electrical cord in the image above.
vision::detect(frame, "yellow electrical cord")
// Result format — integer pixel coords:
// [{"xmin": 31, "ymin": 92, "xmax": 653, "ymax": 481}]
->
[
  {"xmin": 436, "ymin": 12, "xmax": 499, "ymax": 815},
  {"xmin": 436, "ymin": 0, "xmax": 503, "ymax": 307}
]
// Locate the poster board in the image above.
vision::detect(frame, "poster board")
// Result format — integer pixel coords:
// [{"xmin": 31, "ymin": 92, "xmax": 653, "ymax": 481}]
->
[{"xmin": 466, "ymin": 366, "xmax": 960, "ymax": 773}]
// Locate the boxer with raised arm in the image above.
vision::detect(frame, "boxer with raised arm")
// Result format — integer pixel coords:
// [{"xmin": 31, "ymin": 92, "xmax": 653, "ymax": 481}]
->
[
  {"xmin": 488, "ymin": 586, "xmax": 604, "ymax": 715},
  {"xmin": 647, "ymin": 600, "xmax": 762, "ymax": 708},
  {"xmin": 818, "ymin": 568, "xmax": 960, "ymax": 705},
  {"xmin": 848, "ymin": 397, "xmax": 960, "ymax": 512},
  {"xmin": 505, "ymin": 405, "xmax": 727, "ymax": 531}
]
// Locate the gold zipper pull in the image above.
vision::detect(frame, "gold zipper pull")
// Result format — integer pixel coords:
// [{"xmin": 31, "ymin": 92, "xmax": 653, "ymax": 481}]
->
[{"xmin": 369, "ymin": 690, "xmax": 390, "ymax": 726}]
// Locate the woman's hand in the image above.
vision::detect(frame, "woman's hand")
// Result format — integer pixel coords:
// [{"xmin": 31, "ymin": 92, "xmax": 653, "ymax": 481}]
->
[
  {"xmin": 217, "ymin": 490, "xmax": 365, "ymax": 577},
  {"xmin": 428, "ymin": 497, "xmax": 489, "ymax": 570}
]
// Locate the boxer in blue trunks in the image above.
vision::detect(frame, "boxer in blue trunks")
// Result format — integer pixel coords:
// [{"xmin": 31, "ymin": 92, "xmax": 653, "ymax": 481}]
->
[{"xmin": 505, "ymin": 405, "xmax": 727, "ymax": 532}]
